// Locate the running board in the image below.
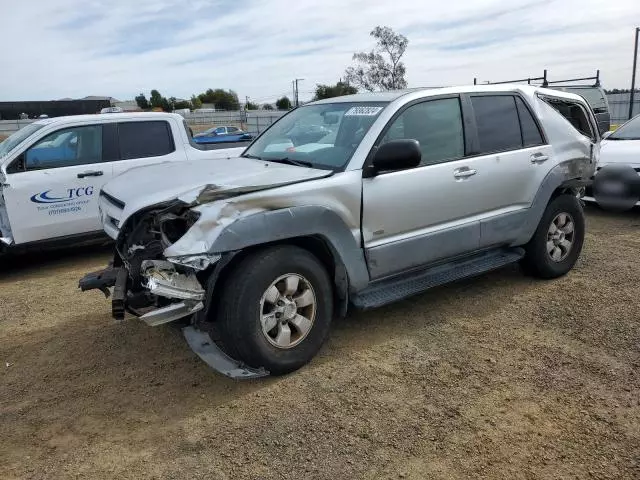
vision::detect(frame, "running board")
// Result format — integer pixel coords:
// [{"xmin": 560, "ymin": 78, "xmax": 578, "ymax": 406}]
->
[
  {"xmin": 183, "ymin": 326, "xmax": 269, "ymax": 379},
  {"xmin": 352, "ymin": 248, "xmax": 524, "ymax": 310}
]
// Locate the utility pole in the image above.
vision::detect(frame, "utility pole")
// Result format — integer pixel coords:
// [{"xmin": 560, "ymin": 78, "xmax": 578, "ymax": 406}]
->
[
  {"xmin": 629, "ymin": 27, "xmax": 640, "ymax": 120},
  {"xmin": 294, "ymin": 78, "xmax": 304, "ymax": 107},
  {"xmin": 245, "ymin": 96, "xmax": 249, "ymax": 110}
]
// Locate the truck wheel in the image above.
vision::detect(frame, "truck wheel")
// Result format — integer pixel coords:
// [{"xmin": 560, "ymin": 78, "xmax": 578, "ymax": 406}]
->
[
  {"xmin": 521, "ymin": 194, "xmax": 585, "ymax": 279},
  {"xmin": 217, "ymin": 245, "xmax": 333, "ymax": 375}
]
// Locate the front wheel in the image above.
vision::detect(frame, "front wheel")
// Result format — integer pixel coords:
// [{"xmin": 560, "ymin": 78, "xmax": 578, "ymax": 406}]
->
[
  {"xmin": 216, "ymin": 245, "xmax": 333, "ymax": 375},
  {"xmin": 521, "ymin": 194, "xmax": 585, "ymax": 279}
]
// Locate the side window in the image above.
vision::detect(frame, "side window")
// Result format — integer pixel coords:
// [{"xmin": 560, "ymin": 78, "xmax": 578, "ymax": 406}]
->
[
  {"xmin": 541, "ymin": 97, "xmax": 596, "ymax": 141},
  {"xmin": 515, "ymin": 97, "xmax": 544, "ymax": 147},
  {"xmin": 227, "ymin": 126, "xmax": 239, "ymax": 133},
  {"xmin": 382, "ymin": 98, "xmax": 464, "ymax": 166},
  {"xmin": 215, "ymin": 127, "xmax": 226, "ymax": 134},
  {"xmin": 117, "ymin": 121, "xmax": 175, "ymax": 160},
  {"xmin": 471, "ymin": 96, "xmax": 521, "ymax": 153},
  {"xmin": 24, "ymin": 125, "xmax": 102, "ymax": 171}
]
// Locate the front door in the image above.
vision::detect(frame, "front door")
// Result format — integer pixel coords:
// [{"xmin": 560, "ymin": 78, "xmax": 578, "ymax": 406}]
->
[
  {"xmin": 362, "ymin": 96, "xmax": 483, "ymax": 280},
  {"xmin": 2, "ymin": 124, "xmax": 112, "ymax": 244}
]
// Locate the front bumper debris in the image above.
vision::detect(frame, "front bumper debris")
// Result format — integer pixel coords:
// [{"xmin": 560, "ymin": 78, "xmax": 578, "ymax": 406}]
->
[
  {"xmin": 140, "ymin": 301, "xmax": 203, "ymax": 326},
  {"xmin": 79, "ymin": 261, "xmax": 270, "ymax": 379},
  {"xmin": 79, "ymin": 265, "xmax": 127, "ymax": 319},
  {"xmin": 183, "ymin": 326, "xmax": 269, "ymax": 379},
  {"xmin": 141, "ymin": 260, "xmax": 205, "ymax": 301}
]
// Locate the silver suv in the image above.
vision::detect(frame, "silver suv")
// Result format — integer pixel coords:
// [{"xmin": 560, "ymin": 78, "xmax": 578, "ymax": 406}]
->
[{"xmin": 80, "ymin": 85, "xmax": 599, "ymax": 377}]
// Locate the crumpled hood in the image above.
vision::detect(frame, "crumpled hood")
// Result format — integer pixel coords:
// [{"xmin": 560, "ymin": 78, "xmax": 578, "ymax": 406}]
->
[
  {"xmin": 102, "ymin": 157, "xmax": 332, "ymax": 223},
  {"xmin": 599, "ymin": 139, "xmax": 640, "ymax": 167}
]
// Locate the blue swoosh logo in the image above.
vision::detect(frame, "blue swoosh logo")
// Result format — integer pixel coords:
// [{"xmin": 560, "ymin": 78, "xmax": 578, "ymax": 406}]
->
[{"xmin": 30, "ymin": 190, "xmax": 72, "ymax": 204}]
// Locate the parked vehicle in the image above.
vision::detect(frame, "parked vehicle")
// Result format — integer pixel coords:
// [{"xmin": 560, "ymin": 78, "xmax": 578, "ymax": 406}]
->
[
  {"xmin": 100, "ymin": 106, "xmax": 124, "ymax": 114},
  {"xmin": 80, "ymin": 85, "xmax": 598, "ymax": 378},
  {"xmin": 583, "ymin": 113, "xmax": 640, "ymax": 210},
  {"xmin": 0, "ymin": 113, "xmax": 245, "ymax": 250},
  {"xmin": 552, "ymin": 86, "xmax": 610, "ymax": 135},
  {"xmin": 192, "ymin": 126, "xmax": 253, "ymax": 144}
]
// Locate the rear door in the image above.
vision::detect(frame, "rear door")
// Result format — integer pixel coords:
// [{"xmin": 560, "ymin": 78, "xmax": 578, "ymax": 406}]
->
[
  {"xmin": 465, "ymin": 93, "xmax": 553, "ymax": 248},
  {"xmin": 2, "ymin": 123, "xmax": 114, "ymax": 244},
  {"xmin": 110, "ymin": 119, "xmax": 187, "ymax": 182}
]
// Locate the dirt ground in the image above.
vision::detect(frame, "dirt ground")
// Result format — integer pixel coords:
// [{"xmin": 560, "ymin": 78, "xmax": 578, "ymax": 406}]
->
[{"xmin": 1, "ymin": 206, "xmax": 639, "ymax": 480}]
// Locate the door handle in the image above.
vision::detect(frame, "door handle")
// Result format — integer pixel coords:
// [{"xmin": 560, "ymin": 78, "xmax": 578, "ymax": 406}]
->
[
  {"xmin": 77, "ymin": 170, "xmax": 104, "ymax": 178},
  {"xmin": 530, "ymin": 153, "xmax": 549, "ymax": 164},
  {"xmin": 453, "ymin": 167, "xmax": 477, "ymax": 179}
]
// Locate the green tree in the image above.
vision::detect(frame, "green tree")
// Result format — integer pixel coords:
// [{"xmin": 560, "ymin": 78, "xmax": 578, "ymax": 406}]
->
[
  {"xmin": 149, "ymin": 89, "xmax": 164, "ymax": 109},
  {"xmin": 245, "ymin": 101, "xmax": 259, "ymax": 110},
  {"xmin": 174, "ymin": 100, "xmax": 192, "ymax": 110},
  {"xmin": 345, "ymin": 26, "xmax": 409, "ymax": 91},
  {"xmin": 196, "ymin": 88, "xmax": 240, "ymax": 110},
  {"xmin": 190, "ymin": 95, "xmax": 202, "ymax": 109},
  {"xmin": 135, "ymin": 93, "xmax": 149, "ymax": 110},
  {"xmin": 276, "ymin": 96, "xmax": 292, "ymax": 110},
  {"xmin": 313, "ymin": 81, "xmax": 357, "ymax": 100},
  {"xmin": 262, "ymin": 103, "xmax": 275, "ymax": 110}
]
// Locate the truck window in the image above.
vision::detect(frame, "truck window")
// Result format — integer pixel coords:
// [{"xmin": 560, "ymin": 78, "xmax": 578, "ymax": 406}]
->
[
  {"xmin": 117, "ymin": 121, "xmax": 175, "ymax": 160},
  {"xmin": 381, "ymin": 98, "xmax": 464, "ymax": 166},
  {"xmin": 471, "ymin": 96, "xmax": 522, "ymax": 154},
  {"xmin": 515, "ymin": 97, "xmax": 544, "ymax": 147},
  {"xmin": 24, "ymin": 125, "xmax": 102, "ymax": 171}
]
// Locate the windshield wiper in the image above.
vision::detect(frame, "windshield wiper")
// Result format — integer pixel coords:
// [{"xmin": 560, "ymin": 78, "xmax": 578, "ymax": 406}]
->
[
  {"xmin": 241, "ymin": 153, "xmax": 263, "ymax": 160},
  {"xmin": 267, "ymin": 157, "xmax": 314, "ymax": 168}
]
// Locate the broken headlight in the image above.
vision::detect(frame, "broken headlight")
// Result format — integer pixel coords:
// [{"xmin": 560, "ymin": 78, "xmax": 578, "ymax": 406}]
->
[{"xmin": 159, "ymin": 210, "xmax": 201, "ymax": 246}]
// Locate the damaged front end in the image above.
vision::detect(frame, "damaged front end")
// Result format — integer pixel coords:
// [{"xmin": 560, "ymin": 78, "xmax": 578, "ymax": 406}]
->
[
  {"xmin": 78, "ymin": 199, "xmax": 268, "ymax": 379},
  {"xmin": 80, "ymin": 200, "xmax": 211, "ymax": 323}
]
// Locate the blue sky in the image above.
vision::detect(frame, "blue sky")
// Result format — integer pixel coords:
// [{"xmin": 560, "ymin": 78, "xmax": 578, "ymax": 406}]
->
[{"xmin": 1, "ymin": 0, "xmax": 638, "ymax": 103}]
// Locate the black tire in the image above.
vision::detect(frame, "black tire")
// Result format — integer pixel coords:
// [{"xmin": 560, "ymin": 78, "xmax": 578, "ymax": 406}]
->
[
  {"xmin": 216, "ymin": 245, "xmax": 333, "ymax": 375},
  {"xmin": 521, "ymin": 194, "xmax": 585, "ymax": 279}
]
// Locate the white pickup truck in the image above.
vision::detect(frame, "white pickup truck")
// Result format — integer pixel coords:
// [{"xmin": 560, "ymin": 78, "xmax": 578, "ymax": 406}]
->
[{"xmin": 0, "ymin": 112, "xmax": 245, "ymax": 251}]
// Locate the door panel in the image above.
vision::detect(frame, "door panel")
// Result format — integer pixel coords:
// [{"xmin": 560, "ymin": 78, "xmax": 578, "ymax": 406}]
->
[
  {"xmin": 3, "ymin": 164, "xmax": 112, "ymax": 244},
  {"xmin": 3, "ymin": 124, "xmax": 113, "ymax": 244}
]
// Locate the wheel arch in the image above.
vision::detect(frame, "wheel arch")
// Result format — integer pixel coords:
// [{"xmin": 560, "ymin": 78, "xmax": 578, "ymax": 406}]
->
[
  {"xmin": 513, "ymin": 160, "xmax": 590, "ymax": 246},
  {"xmin": 196, "ymin": 235, "xmax": 351, "ymax": 327}
]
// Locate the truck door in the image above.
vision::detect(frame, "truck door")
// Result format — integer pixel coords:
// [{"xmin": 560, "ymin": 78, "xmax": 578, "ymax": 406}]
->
[{"xmin": 2, "ymin": 124, "xmax": 113, "ymax": 245}]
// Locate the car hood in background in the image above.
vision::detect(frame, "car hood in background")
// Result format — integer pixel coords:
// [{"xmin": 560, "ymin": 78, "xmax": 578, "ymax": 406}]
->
[
  {"xmin": 102, "ymin": 157, "xmax": 333, "ymax": 223},
  {"xmin": 599, "ymin": 139, "xmax": 640, "ymax": 166}
]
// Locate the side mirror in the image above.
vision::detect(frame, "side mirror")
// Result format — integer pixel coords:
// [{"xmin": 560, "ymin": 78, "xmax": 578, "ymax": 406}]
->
[
  {"xmin": 602, "ymin": 130, "xmax": 612, "ymax": 139},
  {"xmin": 368, "ymin": 139, "xmax": 421, "ymax": 176}
]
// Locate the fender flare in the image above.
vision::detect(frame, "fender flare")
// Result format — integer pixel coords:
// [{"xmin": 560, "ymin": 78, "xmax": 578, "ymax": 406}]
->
[
  {"xmin": 513, "ymin": 160, "xmax": 591, "ymax": 246},
  {"xmin": 209, "ymin": 205, "xmax": 370, "ymax": 292}
]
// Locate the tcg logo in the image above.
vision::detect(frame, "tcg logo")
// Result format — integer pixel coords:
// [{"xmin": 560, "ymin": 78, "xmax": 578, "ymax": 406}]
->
[{"xmin": 30, "ymin": 186, "xmax": 94, "ymax": 204}]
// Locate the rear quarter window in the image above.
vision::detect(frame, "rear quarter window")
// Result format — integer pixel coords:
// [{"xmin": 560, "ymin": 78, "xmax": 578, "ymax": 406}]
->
[{"xmin": 117, "ymin": 121, "xmax": 175, "ymax": 160}]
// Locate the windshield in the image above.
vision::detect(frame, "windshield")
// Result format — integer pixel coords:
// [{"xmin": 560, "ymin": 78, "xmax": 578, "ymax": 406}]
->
[
  {"xmin": 0, "ymin": 123, "xmax": 45, "ymax": 157},
  {"xmin": 609, "ymin": 114, "xmax": 640, "ymax": 140},
  {"xmin": 243, "ymin": 102, "xmax": 388, "ymax": 170}
]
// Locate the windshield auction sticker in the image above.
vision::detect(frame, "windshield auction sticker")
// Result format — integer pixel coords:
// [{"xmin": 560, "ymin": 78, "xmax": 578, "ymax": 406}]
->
[{"xmin": 344, "ymin": 106, "xmax": 384, "ymax": 116}]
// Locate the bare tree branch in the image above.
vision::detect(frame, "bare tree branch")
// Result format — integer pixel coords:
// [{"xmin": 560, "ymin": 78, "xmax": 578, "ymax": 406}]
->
[{"xmin": 344, "ymin": 26, "xmax": 409, "ymax": 91}]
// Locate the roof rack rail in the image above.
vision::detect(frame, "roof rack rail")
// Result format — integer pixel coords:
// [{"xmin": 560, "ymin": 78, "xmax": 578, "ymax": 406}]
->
[{"xmin": 473, "ymin": 70, "xmax": 601, "ymax": 88}]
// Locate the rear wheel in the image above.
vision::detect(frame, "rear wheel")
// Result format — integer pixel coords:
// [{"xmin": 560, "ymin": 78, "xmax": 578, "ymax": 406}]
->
[
  {"xmin": 216, "ymin": 245, "xmax": 333, "ymax": 375},
  {"xmin": 521, "ymin": 194, "xmax": 585, "ymax": 279}
]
